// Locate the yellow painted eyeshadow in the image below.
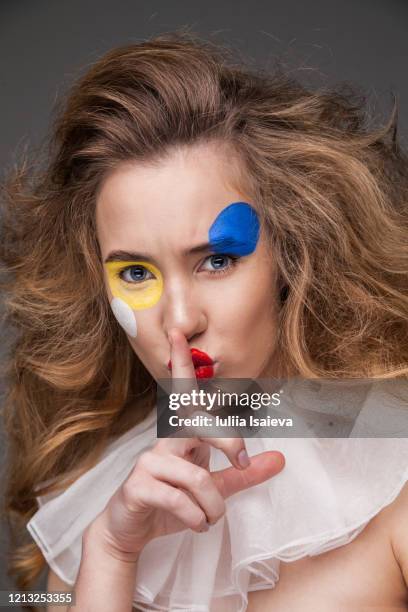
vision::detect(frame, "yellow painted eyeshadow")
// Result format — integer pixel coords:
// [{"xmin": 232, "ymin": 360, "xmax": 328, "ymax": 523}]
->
[{"xmin": 105, "ymin": 260, "xmax": 163, "ymax": 310}]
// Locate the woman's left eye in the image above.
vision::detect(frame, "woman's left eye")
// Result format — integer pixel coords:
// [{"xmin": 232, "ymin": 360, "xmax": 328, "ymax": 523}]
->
[{"xmin": 200, "ymin": 254, "xmax": 240, "ymax": 275}]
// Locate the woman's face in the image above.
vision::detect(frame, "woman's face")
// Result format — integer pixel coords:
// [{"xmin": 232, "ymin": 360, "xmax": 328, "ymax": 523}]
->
[{"xmin": 96, "ymin": 143, "xmax": 281, "ymax": 381}]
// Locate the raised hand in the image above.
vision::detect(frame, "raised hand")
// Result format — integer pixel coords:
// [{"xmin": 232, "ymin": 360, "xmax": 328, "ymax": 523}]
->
[{"xmin": 89, "ymin": 327, "xmax": 285, "ymax": 562}]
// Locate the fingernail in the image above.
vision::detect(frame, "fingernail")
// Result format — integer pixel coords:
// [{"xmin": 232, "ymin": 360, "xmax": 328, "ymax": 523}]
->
[
  {"xmin": 237, "ymin": 449, "xmax": 251, "ymax": 469},
  {"xmin": 200, "ymin": 521, "xmax": 210, "ymax": 532}
]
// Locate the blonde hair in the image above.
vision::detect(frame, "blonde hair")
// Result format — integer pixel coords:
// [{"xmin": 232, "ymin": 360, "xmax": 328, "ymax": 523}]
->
[{"xmin": 0, "ymin": 29, "xmax": 407, "ymax": 606}]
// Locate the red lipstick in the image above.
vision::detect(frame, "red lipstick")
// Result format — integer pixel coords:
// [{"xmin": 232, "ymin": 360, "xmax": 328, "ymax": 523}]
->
[{"xmin": 167, "ymin": 348, "xmax": 214, "ymax": 379}]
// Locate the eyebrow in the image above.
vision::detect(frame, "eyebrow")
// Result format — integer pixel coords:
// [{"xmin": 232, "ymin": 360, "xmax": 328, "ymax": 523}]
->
[{"xmin": 104, "ymin": 242, "xmax": 215, "ymax": 264}]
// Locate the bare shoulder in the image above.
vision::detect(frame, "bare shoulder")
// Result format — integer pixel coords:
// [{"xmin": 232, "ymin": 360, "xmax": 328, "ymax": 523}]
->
[
  {"xmin": 247, "ymin": 482, "xmax": 408, "ymax": 611},
  {"xmin": 386, "ymin": 480, "xmax": 408, "ymax": 585}
]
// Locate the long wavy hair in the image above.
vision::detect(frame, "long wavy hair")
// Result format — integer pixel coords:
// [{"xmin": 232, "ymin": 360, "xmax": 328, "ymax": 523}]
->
[{"xmin": 1, "ymin": 29, "xmax": 407, "ymax": 606}]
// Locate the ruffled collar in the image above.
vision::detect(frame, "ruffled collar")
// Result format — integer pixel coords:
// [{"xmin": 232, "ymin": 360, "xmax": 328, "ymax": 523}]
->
[{"xmin": 27, "ymin": 379, "xmax": 408, "ymax": 611}]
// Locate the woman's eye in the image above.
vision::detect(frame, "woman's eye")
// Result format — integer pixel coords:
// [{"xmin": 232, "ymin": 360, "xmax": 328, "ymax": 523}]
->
[
  {"xmin": 119, "ymin": 265, "xmax": 153, "ymax": 283},
  {"xmin": 201, "ymin": 254, "xmax": 240, "ymax": 275},
  {"xmin": 118, "ymin": 255, "xmax": 240, "ymax": 284}
]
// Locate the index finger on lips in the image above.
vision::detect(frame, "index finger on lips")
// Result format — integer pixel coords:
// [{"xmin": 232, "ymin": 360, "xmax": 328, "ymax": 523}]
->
[
  {"xmin": 163, "ymin": 329, "xmax": 250, "ymax": 470},
  {"xmin": 168, "ymin": 327, "xmax": 199, "ymax": 397},
  {"xmin": 154, "ymin": 328, "xmax": 201, "ymax": 458}
]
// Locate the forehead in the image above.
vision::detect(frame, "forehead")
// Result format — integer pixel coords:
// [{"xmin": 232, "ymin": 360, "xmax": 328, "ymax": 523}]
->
[{"xmin": 95, "ymin": 144, "xmax": 255, "ymax": 256}]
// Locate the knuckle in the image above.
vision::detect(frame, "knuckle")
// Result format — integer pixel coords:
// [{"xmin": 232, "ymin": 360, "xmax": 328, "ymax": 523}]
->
[
  {"xmin": 192, "ymin": 514, "xmax": 205, "ymax": 531},
  {"xmin": 191, "ymin": 467, "xmax": 211, "ymax": 489},
  {"xmin": 208, "ymin": 499, "xmax": 226, "ymax": 525},
  {"xmin": 121, "ymin": 478, "xmax": 141, "ymax": 510},
  {"xmin": 212, "ymin": 437, "xmax": 236, "ymax": 455},
  {"xmin": 136, "ymin": 450, "xmax": 154, "ymax": 471},
  {"xmin": 121, "ymin": 469, "xmax": 150, "ymax": 505},
  {"xmin": 231, "ymin": 439, "xmax": 245, "ymax": 455},
  {"xmin": 167, "ymin": 488, "xmax": 184, "ymax": 510},
  {"xmin": 153, "ymin": 439, "xmax": 167, "ymax": 452}
]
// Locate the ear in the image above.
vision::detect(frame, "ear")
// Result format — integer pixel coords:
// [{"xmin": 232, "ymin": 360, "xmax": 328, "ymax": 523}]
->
[
  {"xmin": 277, "ymin": 274, "xmax": 289, "ymax": 303},
  {"xmin": 279, "ymin": 285, "xmax": 289, "ymax": 303}
]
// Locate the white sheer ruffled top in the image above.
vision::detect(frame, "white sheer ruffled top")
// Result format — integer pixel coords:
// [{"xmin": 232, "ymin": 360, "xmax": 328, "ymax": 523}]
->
[{"xmin": 27, "ymin": 379, "xmax": 408, "ymax": 611}]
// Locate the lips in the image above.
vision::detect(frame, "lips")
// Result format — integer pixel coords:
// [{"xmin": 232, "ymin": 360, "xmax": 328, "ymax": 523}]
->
[
  {"xmin": 190, "ymin": 348, "xmax": 214, "ymax": 367},
  {"xmin": 167, "ymin": 348, "xmax": 214, "ymax": 378}
]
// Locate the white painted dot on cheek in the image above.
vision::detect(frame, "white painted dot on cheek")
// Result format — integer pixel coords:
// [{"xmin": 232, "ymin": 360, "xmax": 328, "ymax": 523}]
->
[{"xmin": 110, "ymin": 297, "xmax": 138, "ymax": 338}]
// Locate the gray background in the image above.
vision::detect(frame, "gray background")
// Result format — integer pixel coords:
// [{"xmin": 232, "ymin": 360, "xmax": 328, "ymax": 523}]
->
[{"xmin": 1, "ymin": 0, "xmax": 407, "ymax": 602}]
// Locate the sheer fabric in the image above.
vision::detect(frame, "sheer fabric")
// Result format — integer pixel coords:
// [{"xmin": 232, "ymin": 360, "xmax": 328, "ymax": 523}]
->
[{"xmin": 27, "ymin": 380, "xmax": 408, "ymax": 611}]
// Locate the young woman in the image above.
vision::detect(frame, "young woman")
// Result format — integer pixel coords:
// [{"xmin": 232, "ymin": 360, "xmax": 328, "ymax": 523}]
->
[{"xmin": 1, "ymin": 31, "xmax": 407, "ymax": 612}]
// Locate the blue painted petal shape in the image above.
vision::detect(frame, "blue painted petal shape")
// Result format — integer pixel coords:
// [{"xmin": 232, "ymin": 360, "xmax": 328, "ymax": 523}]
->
[{"xmin": 208, "ymin": 202, "xmax": 260, "ymax": 256}]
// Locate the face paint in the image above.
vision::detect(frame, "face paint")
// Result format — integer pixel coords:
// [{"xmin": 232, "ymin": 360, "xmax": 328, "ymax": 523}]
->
[
  {"xmin": 104, "ymin": 203, "xmax": 258, "ymax": 337},
  {"xmin": 105, "ymin": 260, "xmax": 164, "ymax": 337},
  {"xmin": 208, "ymin": 202, "xmax": 260, "ymax": 256},
  {"xmin": 110, "ymin": 297, "xmax": 138, "ymax": 338}
]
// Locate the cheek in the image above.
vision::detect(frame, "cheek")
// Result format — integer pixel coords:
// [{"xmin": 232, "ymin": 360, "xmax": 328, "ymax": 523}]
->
[{"xmin": 218, "ymin": 271, "xmax": 278, "ymax": 340}]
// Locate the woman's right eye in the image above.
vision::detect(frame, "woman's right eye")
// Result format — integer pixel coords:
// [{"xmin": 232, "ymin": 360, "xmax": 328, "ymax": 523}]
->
[{"xmin": 119, "ymin": 265, "xmax": 154, "ymax": 284}]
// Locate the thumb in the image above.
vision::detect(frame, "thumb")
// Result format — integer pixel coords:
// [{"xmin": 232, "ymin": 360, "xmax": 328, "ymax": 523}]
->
[{"xmin": 211, "ymin": 451, "xmax": 285, "ymax": 499}]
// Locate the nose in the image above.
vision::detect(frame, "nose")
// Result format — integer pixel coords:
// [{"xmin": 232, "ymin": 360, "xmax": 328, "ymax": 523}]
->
[{"xmin": 162, "ymin": 279, "xmax": 207, "ymax": 343}]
